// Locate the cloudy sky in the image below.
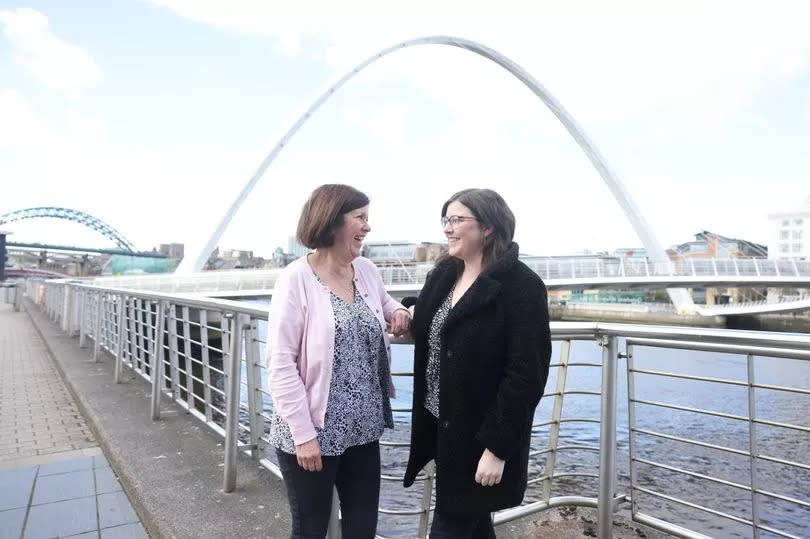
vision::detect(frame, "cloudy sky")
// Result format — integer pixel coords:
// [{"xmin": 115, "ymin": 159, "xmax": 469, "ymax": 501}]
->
[{"xmin": 2, "ymin": 1, "xmax": 810, "ymax": 263}]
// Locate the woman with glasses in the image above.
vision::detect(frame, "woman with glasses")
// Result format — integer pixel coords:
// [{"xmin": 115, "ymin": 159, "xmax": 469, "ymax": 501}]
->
[
  {"xmin": 267, "ymin": 184, "xmax": 411, "ymax": 538},
  {"xmin": 403, "ymin": 188, "xmax": 552, "ymax": 538}
]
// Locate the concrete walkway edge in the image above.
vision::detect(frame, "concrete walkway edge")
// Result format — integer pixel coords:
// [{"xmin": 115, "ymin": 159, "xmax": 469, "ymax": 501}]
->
[
  {"xmin": 23, "ymin": 298, "xmax": 292, "ymax": 539},
  {"xmin": 23, "ymin": 299, "xmax": 159, "ymax": 536}
]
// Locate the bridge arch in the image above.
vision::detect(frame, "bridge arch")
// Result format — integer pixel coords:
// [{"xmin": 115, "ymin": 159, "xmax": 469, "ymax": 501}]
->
[
  {"xmin": 0, "ymin": 207, "xmax": 137, "ymax": 252},
  {"xmin": 178, "ymin": 35, "xmax": 694, "ymax": 312}
]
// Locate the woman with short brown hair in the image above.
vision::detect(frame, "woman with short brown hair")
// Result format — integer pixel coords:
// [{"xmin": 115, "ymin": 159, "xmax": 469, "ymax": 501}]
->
[{"xmin": 268, "ymin": 184, "xmax": 411, "ymax": 538}]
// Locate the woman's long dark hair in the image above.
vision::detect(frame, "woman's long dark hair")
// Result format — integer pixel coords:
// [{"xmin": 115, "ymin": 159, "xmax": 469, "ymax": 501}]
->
[{"xmin": 440, "ymin": 188, "xmax": 516, "ymax": 270}]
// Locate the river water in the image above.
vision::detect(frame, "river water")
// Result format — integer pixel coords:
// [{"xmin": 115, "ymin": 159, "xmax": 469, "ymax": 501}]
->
[{"xmin": 231, "ymin": 301, "xmax": 810, "ymax": 538}]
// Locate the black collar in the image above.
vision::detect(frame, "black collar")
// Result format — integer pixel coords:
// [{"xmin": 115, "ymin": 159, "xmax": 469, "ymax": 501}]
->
[{"xmin": 425, "ymin": 242, "xmax": 520, "ymax": 333}]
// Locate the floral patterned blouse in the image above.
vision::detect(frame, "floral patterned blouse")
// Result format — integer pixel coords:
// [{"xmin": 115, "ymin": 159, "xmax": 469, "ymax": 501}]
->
[
  {"xmin": 270, "ymin": 285, "xmax": 393, "ymax": 455},
  {"xmin": 424, "ymin": 291, "xmax": 453, "ymax": 418}
]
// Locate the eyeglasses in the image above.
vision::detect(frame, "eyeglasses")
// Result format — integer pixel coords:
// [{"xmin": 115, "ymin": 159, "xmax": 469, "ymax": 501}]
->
[{"xmin": 441, "ymin": 215, "xmax": 478, "ymax": 228}]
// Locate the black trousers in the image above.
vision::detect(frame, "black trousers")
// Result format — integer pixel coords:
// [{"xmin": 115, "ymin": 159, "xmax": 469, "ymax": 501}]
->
[{"xmin": 276, "ymin": 441, "xmax": 380, "ymax": 539}]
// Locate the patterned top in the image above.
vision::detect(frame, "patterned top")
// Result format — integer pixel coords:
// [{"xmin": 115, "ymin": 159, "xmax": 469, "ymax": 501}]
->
[
  {"xmin": 270, "ymin": 285, "xmax": 393, "ymax": 456},
  {"xmin": 425, "ymin": 291, "xmax": 453, "ymax": 418}
]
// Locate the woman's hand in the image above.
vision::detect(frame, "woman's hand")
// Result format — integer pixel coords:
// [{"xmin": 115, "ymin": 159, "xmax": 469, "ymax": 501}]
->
[
  {"xmin": 475, "ymin": 449, "xmax": 505, "ymax": 486},
  {"xmin": 389, "ymin": 308, "xmax": 412, "ymax": 337},
  {"xmin": 295, "ymin": 438, "xmax": 322, "ymax": 472}
]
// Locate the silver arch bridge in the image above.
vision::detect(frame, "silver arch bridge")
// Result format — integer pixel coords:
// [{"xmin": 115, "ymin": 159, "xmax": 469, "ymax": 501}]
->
[{"xmin": 177, "ymin": 35, "xmax": 695, "ymax": 312}]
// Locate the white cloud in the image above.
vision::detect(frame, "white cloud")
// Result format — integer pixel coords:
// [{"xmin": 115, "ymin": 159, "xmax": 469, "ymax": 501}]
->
[
  {"xmin": 0, "ymin": 8, "xmax": 102, "ymax": 99},
  {"xmin": 147, "ymin": 1, "xmax": 810, "ymax": 127}
]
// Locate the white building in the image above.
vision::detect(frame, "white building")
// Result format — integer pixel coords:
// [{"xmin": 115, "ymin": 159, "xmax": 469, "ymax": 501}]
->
[
  {"xmin": 767, "ymin": 196, "xmax": 810, "ymax": 260},
  {"xmin": 362, "ymin": 241, "xmax": 417, "ymax": 263},
  {"xmin": 287, "ymin": 236, "xmax": 310, "ymax": 258}
]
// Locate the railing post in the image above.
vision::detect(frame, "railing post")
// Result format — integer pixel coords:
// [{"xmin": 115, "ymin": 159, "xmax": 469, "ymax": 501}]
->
[
  {"xmin": 150, "ymin": 301, "xmax": 167, "ymax": 421},
  {"xmin": 747, "ymin": 353, "xmax": 761, "ymax": 539},
  {"xmin": 69, "ymin": 287, "xmax": 79, "ymax": 336},
  {"xmin": 416, "ymin": 462, "xmax": 435, "ymax": 538},
  {"xmin": 168, "ymin": 305, "xmax": 180, "ymax": 399},
  {"xmin": 94, "ymin": 292, "xmax": 103, "ymax": 362},
  {"xmin": 199, "ymin": 310, "xmax": 214, "ymax": 424},
  {"xmin": 543, "ymin": 340, "xmax": 571, "ymax": 502},
  {"xmin": 223, "ymin": 313, "xmax": 244, "ymax": 493},
  {"xmin": 625, "ymin": 344, "xmax": 639, "ymax": 519},
  {"xmin": 62, "ymin": 284, "xmax": 71, "ymax": 331},
  {"xmin": 597, "ymin": 335, "xmax": 618, "ymax": 539},
  {"xmin": 115, "ymin": 295, "xmax": 127, "ymax": 383},
  {"xmin": 244, "ymin": 318, "xmax": 263, "ymax": 459},
  {"xmin": 14, "ymin": 281, "xmax": 23, "ymax": 312},
  {"xmin": 79, "ymin": 290, "xmax": 87, "ymax": 348},
  {"xmin": 326, "ymin": 490, "xmax": 341, "ymax": 539}
]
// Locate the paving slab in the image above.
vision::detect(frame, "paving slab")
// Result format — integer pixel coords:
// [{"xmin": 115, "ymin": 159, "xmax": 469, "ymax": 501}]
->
[
  {"xmin": 1, "ymin": 303, "xmax": 146, "ymax": 539},
  {"xmin": 0, "ymin": 466, "xmax": 37, "ymax": 511}
]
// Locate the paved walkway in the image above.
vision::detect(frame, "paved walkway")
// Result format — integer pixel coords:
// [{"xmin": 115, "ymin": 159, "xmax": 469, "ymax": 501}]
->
[
  {"xmin": 0, "ymin": 302, "xmax": 95, "ymax": 462},
  {"xmin": 0, "ymin": 302, "xmax": 147, "ymax": 538}
]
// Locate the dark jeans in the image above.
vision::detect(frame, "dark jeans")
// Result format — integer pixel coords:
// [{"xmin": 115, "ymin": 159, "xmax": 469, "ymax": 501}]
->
[
  {"xmin": 430, "ymin": 510, "xmax": 496, "ymax": 539},
  {"xmin": 276, "ymin": 441, "xmax": 380, "ymax": 539}
]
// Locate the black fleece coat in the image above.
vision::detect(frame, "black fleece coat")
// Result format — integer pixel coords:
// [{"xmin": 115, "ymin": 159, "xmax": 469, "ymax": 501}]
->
[{"xmin": 403, "ymin": 242, "xmax": 552, "ymax": 517}]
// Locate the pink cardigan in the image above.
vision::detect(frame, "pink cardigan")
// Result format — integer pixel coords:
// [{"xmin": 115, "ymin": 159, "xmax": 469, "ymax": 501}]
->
[{"xmin": 266, "ymin": 255, "xmax": 406, "ymax": 446}]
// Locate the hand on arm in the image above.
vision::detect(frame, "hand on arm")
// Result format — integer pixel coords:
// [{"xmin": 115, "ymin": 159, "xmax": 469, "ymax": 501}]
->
[{"xmin": 389, "ymin": 308, "xmax": 412, "ymax": 337}]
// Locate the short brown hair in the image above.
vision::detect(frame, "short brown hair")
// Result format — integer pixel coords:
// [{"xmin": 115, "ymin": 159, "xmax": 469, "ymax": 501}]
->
[
  {"xmin": 441, "ymin": 188, "xmax": 515, "ymax": 269},
  {"xmin": 296, "ymin": 184, "xmax": 370, "ymax": 249}
]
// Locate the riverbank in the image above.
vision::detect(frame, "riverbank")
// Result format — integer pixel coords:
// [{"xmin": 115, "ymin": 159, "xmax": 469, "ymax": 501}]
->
[
  {"xmin": 551, "ymin": 304, "xmax": 810, "ymax": 331},
  {"xmin": 550, "ymin": 304, "xmax": 725, "ymax": 327}
]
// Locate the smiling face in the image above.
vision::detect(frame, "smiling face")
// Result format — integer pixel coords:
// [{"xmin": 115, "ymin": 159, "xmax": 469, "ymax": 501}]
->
[
  {"xmin": 443, "ymin": 201, "xmax": 489, "ymax": 263},
  {"xmin": 332, "ymin": 205, "xmax": 371, "ymax": 259}
]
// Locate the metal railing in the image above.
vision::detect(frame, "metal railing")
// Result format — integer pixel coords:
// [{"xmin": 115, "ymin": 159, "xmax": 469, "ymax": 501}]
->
[
  {"xmin": 77, "ymin": 257, "xmax": 810, "ymax": 295},
  {"xmin": 28, "ymin": 279, "xmax": 810, "ymax": 539},
  {"xmin": 625, "ymin": 337, "xmax": 810, "ymax": 538}
]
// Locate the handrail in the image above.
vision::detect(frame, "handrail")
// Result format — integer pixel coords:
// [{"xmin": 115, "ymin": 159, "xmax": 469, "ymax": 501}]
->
[
  {"xmin": 65, "ymin": 281, "xmax": 810, "ymax": 349},
  {"xmin": 27, "ymin": 278, "xmax": 810, "ymax": 539}
]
